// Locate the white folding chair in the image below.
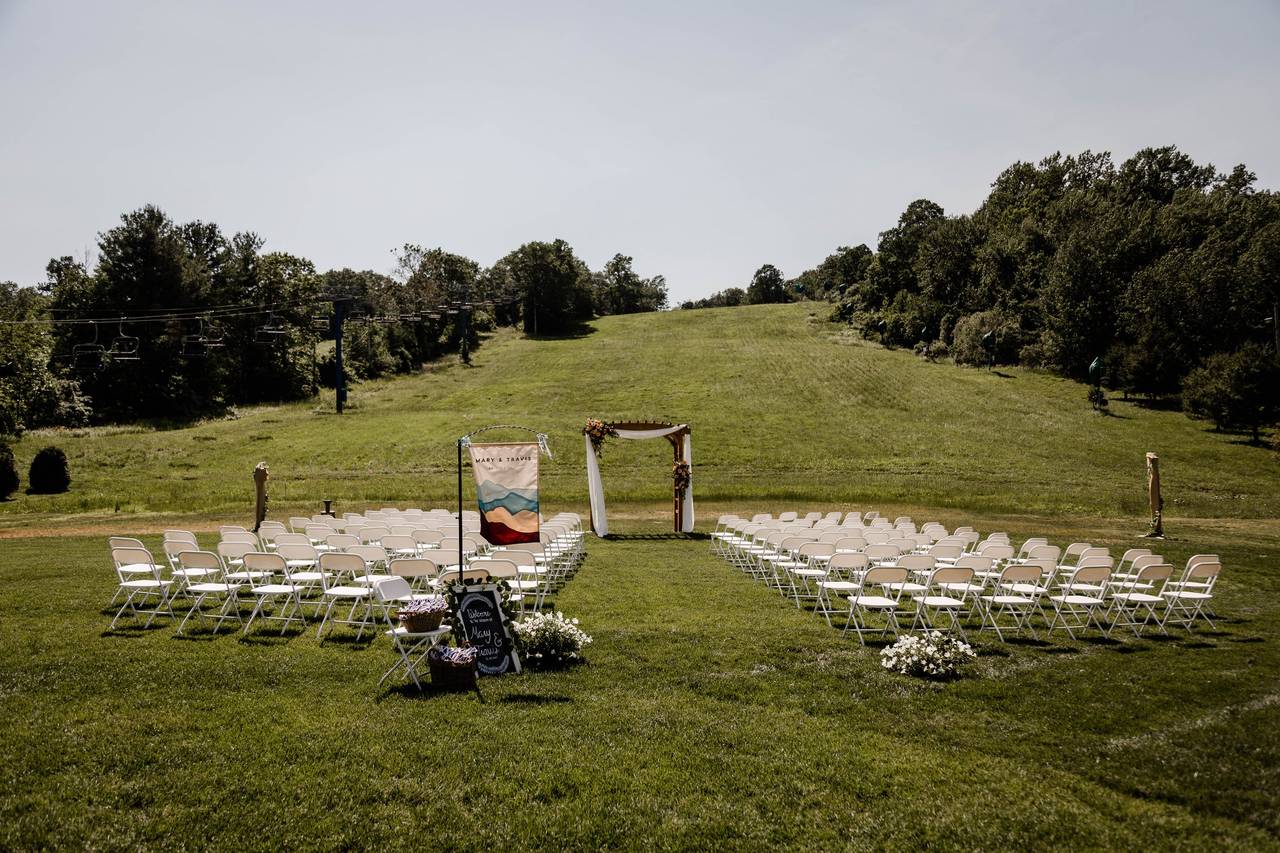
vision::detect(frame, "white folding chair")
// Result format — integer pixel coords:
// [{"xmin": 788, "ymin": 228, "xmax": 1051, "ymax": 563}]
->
[
  {"xmin": 376, "ymin": 577, "xmax": 452, "ymax": 690},
  {"xmin": 315, "ymin": 552, "xmax": 376, "ymax": 640},
  {"xmin": 979, "ymin": 564, "xmax": 1046, "ymax": 640},
  {"xmin": 910, "ymin": 567, "xmax": 974, "ymax": 639},
  {"xmin": 109, "ymin": 546, "xmax": 174, "ymax": 629},
  {"xmin": 1047, "ymin": 566, "xmax": 1112, "ymax": 639},
  {"xmin": 175, "ymin": 550, "xmax": 243, "ymax": 636},
  {"xmin": 843, "ymin": 566, "xmax": 909, "ymax": 643},
  {"xmin": 241, "ymin": 552, "xmax": 307, "ymax": 635},
  {"xmin": 1108, "ymin": 563, "xmax": 1173, "ymax": 637},
  {"xmin": 1162, "ymin": 562, "xmax": 1221, "ymax": 632}
]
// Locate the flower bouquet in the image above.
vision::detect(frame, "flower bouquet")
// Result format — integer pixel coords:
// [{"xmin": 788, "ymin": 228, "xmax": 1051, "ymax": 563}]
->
[
  {"xmin": 583, "ymin": 418, "xmax": 618, "ymax": 457},
  {"xmin": 512, "ymin": 611, "xmax": 593, "ymax": 670},
  {"xmin": 672, "ymin": 460, "xmax": 691, "ymax": 495},
  {"xmin": 879, "ymin": 631, "xmax": 976, "ymax": 680},
  {"xmin": 428, "ymin": 643, "xmax": 478, "ymax": 689},
  {"xmin": 397, "ymin": 595, "xmax": 449, "ymax": 633}
]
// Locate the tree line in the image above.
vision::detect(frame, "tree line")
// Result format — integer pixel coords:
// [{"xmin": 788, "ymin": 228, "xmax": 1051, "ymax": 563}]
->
[
  {"xmin": 685, "ymin": 146, "xmax": 1279, "ymax": 440},
  {"xmin": 0, "ymin": 205, "xmax": 667, "ymax": 434}
]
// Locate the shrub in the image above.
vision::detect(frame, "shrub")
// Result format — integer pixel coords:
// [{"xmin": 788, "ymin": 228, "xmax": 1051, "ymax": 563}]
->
[
  {"xmin": 1088, "ymin": 386, "xmax": 1109, "ymax": 413},
  {"xmin": 952, "ymin": 310, "xmax": 1021, "ymax": 366},
  {"xmin": 512, "ymin": 611, "xmax": 593, "ymax": 670},
  {"xmin": 0, "ymin": 442, "xmax": 18, "ymax": 499},
  {"xmin": 28, "ymin": 445, "xmax": 70, "ymax": 494},
  {"xmin": 1182, "ymin": 344, "xmax": 1280, "ymax": 442}
]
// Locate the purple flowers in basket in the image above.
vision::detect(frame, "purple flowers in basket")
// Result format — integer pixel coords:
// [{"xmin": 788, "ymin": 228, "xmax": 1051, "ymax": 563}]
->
[
  {"xmin": 430, "ymin": 645, "xmax": 478, "ymax": 666},
  {"xmin": 401, "ymin": 596, "xmax": 448, "ymax": 616}
]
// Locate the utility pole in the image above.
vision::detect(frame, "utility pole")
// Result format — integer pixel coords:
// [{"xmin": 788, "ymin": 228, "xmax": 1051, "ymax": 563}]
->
[
  {"xmin": 333, "ymin": 299, "xmax": 348, "ymax": 413},
  {"xmin": 460, "ymin": 281, "xmax": 471, "ymax": 365}
]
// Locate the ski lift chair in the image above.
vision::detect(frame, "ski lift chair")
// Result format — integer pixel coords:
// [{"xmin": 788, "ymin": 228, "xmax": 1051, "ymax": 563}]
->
[
  {"xmin": 73, "ymin": 323, "xmax": 106, "ymax": 372},
  {"xmin": 254, "ymin": 313, "xmax": 288, "ymax": 344},
  {"xmin": 107, "ymin": 319, "xmax": 140, "ymax": 361}
]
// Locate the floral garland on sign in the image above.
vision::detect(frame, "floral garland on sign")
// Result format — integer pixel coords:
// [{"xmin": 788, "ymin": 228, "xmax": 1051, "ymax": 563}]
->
[
  {"xmin": 672, "ymin": 460, "xmax": 691, "ymax": 495},
  {"xmin": 583, "ymin": 418, "xmax": 618, "ymax": 457}
]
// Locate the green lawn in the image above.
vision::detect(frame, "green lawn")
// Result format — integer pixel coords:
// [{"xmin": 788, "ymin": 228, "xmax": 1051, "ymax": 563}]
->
[{"xmin": 2, "ymin": 304, "xmax": 1278, "ymax": 850}]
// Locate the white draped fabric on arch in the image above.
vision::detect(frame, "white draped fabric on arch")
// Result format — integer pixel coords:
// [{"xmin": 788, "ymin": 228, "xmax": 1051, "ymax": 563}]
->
[{"xmin": 584, "ymin": 422, "xmax": 693, "ymax": 537}]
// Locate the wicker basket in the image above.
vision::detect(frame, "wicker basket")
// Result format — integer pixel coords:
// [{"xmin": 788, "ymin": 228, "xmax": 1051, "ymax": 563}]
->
[
  {"xmin": 428, "ymin": 656, "xmax": 477, "ymax": 690},
  {"xmin": 398, "ymin": 610, "xmax": 444, "ymax": 633}
]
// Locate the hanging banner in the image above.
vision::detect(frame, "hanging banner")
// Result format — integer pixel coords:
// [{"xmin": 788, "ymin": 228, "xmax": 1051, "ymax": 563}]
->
[{"xmin": 468, "ymin": 441, "xmax": 540, "ymax": 545}]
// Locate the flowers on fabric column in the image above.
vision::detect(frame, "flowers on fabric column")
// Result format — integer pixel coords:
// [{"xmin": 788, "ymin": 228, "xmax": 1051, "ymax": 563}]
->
[
  {"xmin": 583, "ymin": 418, "xmax": 618, "ymax": 457},
  {"xmin": 672, "ymin": 460, "xmax": 691, "ymax": 495}
]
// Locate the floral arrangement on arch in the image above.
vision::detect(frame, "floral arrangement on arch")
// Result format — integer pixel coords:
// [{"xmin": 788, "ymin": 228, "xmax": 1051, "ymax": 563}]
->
[
  {"xmin": 512, "ymin": 611, "xmax": 593, "ymax": 670},
  {"xmin": 583, "ymin": 418, "xmax": 618, "ymax": 457},
  {"xmin": 880, "ymin": 631, "xmax": 976, "ymax": 680},
  {"xmin": 672, "ymin": 460, "xmax": 691, "ymax": 495}
]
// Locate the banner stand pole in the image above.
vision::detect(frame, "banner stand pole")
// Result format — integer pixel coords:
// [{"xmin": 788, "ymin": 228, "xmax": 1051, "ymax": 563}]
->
[{"xmin": 457, "ymin": 437, "xmax": 464, "ymax": 587}]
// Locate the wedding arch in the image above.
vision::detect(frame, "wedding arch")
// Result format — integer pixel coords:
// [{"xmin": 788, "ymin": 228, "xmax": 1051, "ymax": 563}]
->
[{"xmin": 583, "ymin": 419, "xmax": 694, "ymax": 537}]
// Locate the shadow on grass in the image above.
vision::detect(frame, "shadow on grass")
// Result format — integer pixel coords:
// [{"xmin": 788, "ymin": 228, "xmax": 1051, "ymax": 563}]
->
[
  {"xmin": 379, "ymin": 682, "xmax": 485, "ymax": 703},
  {"xmin": 171, "ymin": 630, "xmax": 224, "ymax": 642},
  {"xmin": 101, "ymin": 623, "xmax": 169, "ymax": 637},
  {"xmin": 1007, "ymin": 635, "xmax": 1052, "ymax": 648},
  {"xmin": 318, "ymin": 632, "xmax": 377, "ymax": 650},
  {"xmin": 1228, "ymin": 635, "xmax": 1265, "ymax": 644},
  {"xmin": 499, "ymin": 693, "xmax": 573, "ymax": 705},
  {"xmin": 606, "ymin": 532, "xmax": 709, "ymax": 541},
  {"xmin": 523, "ymin": 322, "xmax": 598, "ymax": 341},
  {"xmin": 238, "ymin": 627, "xmax": 307, "ymax": 645}
]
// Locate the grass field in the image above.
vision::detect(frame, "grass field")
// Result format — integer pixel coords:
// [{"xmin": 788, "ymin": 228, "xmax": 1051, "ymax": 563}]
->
[{"xmin": 2, "ymin": 304, "xmax": 1278, "ymax": 850}]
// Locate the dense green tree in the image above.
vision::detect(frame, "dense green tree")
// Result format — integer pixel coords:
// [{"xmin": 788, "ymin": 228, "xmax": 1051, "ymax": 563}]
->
[
  {"xmin": 500, "ymin": 240, "xmax": 594, "ymax": 336},
  {"xmin": 1182, "ymin": 343, "xmax": 1280, "ymax": 441},
  {"xmin": 1242, "ymin": 219, "xmax": 1280, "ymax": 358},
  {"xmin": 796, "ymin": 244, "xmax": 873, "ymax": 313},
  {"xmin": 40, "ymin": 206, "xmax": 321, "ymax": 423},
  {"xmin": 746, "ymin": 264, "xmax": 789, "ymax": 304},
  {"xmin": 861, "ymin": 200, "xmax": 945, "ymax": 310},
  {"xmin": 819, "ymin": 145, "xmax": 1276, "ymax": 424},
  {"xmin": 679, "ymin": 287, "xmax": 746, "ymax": 309},
  {"xmin": 591, "ymin": 254, "xmax": 668, "ymax": 315},
  {"xmin": 0, "ymin": 442, "xmax": 17, "ymax": 498},
  {"xmin": 0, "ymin": 281, "xmax": 88, "ymax": 436}
]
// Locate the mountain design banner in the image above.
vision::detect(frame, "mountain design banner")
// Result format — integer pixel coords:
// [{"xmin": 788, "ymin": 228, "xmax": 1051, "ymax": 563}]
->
[{"xmin": 468, "ymin": 442, "xmax": 540, "ymax": 545}]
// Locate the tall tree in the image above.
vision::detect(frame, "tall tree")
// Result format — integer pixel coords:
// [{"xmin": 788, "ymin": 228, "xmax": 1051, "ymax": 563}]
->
[
  {"xmin": 500, "ymin": 239, "xmax": 594, "ymax": 336},
  {"xmin": 592, "ymin": 254, "xmax": 668, "ymax": 315},
  {"xmin": 746, "ymin": 264, "xmax": 789, "ymax": 304}
]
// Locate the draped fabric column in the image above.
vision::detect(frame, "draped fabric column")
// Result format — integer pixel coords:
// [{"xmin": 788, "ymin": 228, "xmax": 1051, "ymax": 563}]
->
[
  {"xmin": 681, "ymin": 431, "xmax": 694, "ymax": 532},
  {"xmin": 585, "ymin": 433, "xmax": 609, "ymax": 537}
]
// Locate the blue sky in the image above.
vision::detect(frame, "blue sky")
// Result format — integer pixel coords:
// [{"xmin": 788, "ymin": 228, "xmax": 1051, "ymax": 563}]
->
[{"xmin": 2, "ymin": 0, "xmax": 1278, "ymax": 302}]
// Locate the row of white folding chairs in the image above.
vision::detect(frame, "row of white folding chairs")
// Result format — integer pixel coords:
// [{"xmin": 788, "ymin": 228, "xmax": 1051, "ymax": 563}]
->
[
  {"xmin": 707, "ymin": 520, "xmax": 1222, "ymax": 642},
  {"xmin": 111, "ymin": 516, "xmax": 584, "ymax": 632},
  {"xmin": 832, "ymin": 558, "xmax": 1223, "ymax": 644},
  {"xmin": 109, "ymin": 545, "xmax": 550, "ymax": 637},
  {"xmin": 713, "ymin": 517, "xmax": 1009, "ymax": 568}
]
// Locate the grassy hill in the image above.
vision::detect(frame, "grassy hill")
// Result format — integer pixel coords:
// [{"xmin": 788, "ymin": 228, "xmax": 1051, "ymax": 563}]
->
[{"xmin": 4, "ymin": 303, "xmax": 1277, "ymax": 525}]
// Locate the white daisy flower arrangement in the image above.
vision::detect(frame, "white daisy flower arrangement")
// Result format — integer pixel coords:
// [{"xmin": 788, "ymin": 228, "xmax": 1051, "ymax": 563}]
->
[
  {"xmin": 880, "ymin": 631, "xmax": 976, "ymax": 679},
  {"xmin": 512, "ymin": 611, "xmax": 593, "ymax": 670}
]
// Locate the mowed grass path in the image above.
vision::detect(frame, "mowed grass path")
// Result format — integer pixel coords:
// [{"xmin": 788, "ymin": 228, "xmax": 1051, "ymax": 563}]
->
[
  {"xmin": 2, "ymin": 518, "xmax": 1278, "ymax": 850},
  {"xmin": 3, "ymin": 303, "xmax": 1277, "ymax": 524}
]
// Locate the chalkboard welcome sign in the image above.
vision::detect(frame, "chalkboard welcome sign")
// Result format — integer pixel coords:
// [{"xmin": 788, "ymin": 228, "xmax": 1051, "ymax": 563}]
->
[{"xmin": 451, "ymin": 584, "xmax": 520, "ymax": 676}]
